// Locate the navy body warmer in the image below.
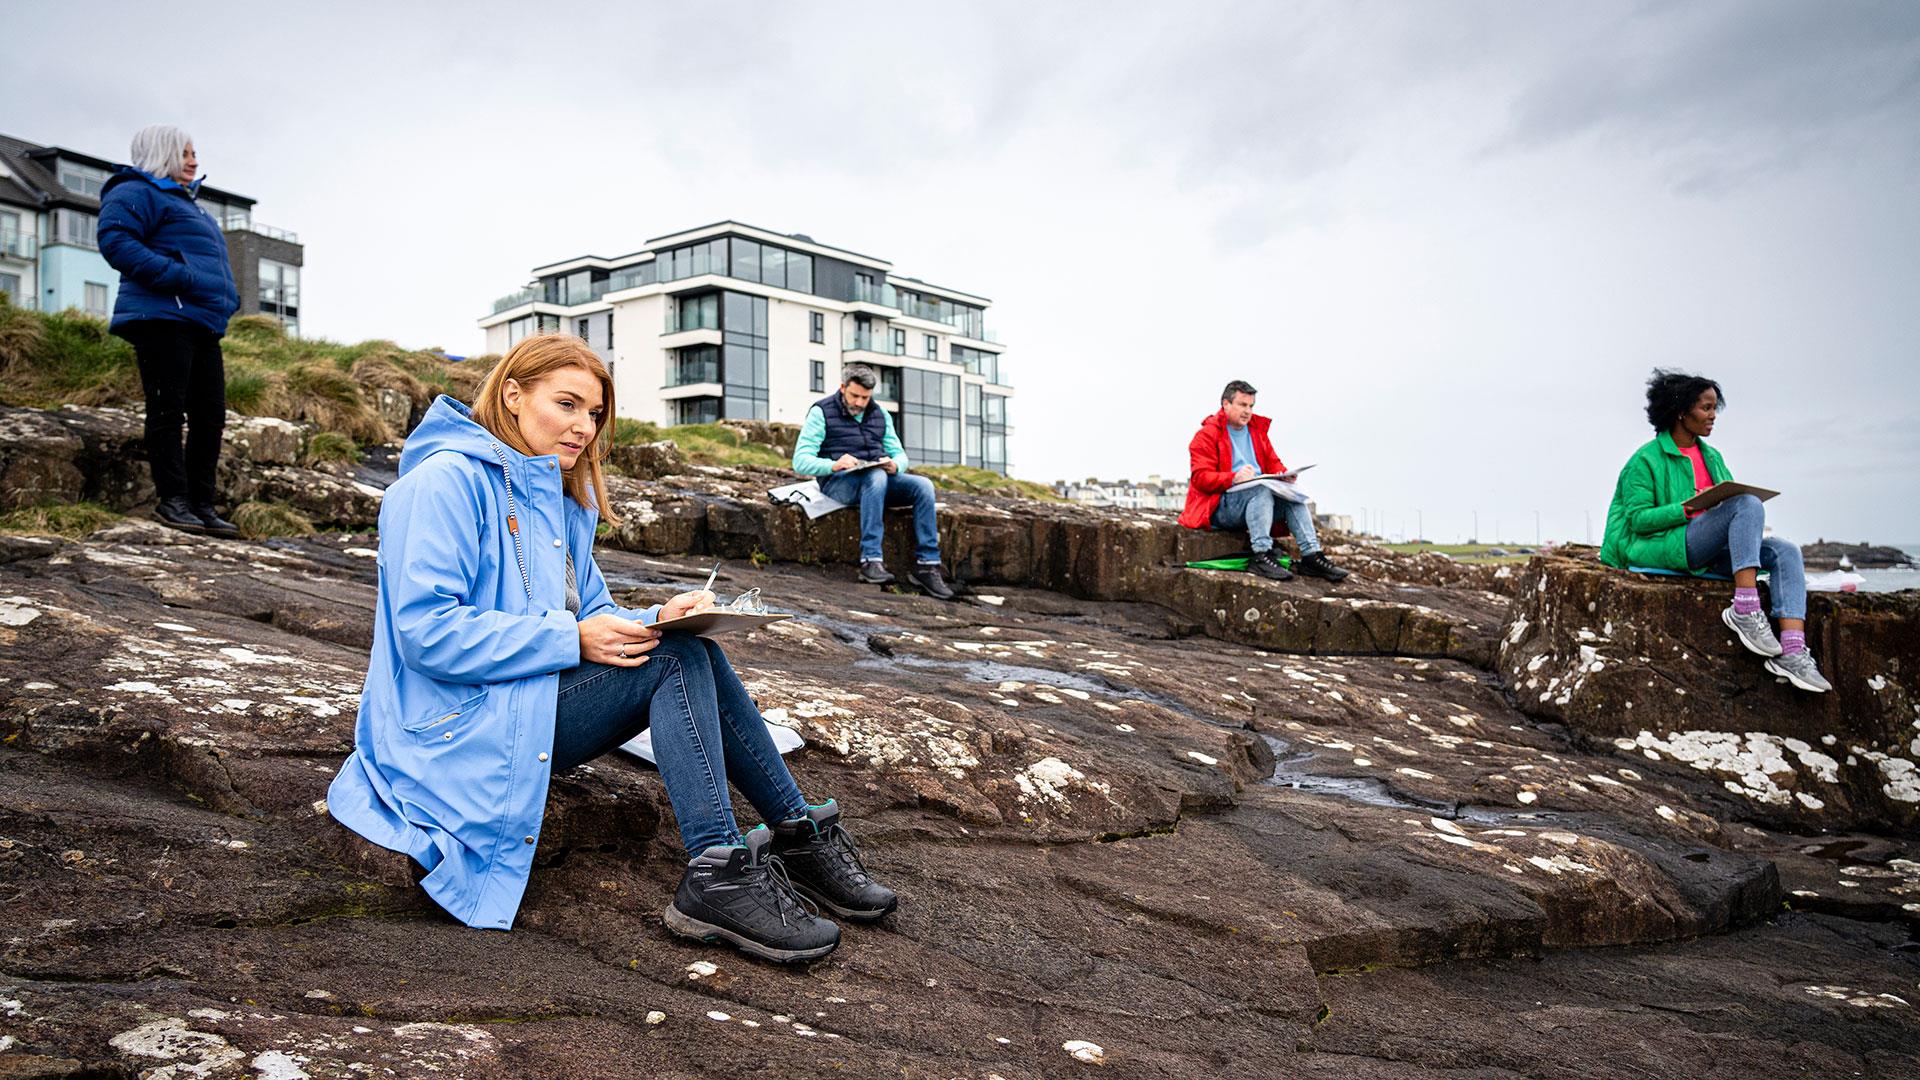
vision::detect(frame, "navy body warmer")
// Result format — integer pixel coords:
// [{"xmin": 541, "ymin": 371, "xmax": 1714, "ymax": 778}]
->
[{"xmin": 814, "ymin": 392, "xmax": 888, "ymax": 461}]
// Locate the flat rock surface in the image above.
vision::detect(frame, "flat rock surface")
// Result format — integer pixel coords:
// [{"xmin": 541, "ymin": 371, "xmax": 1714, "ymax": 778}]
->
[{"xmin": 1, "ymin": 527, "xmax": 1917, "ymax": 1077}]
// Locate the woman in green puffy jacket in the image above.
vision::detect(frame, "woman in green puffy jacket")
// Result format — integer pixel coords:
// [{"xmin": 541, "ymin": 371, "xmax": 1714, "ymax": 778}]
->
[{"xmin": 1599, "ymin": 370, "xmax": 1829, "ymax": 693}]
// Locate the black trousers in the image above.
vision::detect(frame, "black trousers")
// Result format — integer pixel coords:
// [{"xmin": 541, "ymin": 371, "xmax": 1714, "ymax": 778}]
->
[{"xmin": 120, "ymin": 320, "xmax": 226, "ymax": 505}]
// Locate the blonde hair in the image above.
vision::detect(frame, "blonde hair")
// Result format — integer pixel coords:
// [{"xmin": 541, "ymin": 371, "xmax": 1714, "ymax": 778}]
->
[
  {"xmin": 130, "ymin": 125, "xmax": 192, "ymax": 179},
  {"xmin": 471, "ymin": 334, "xmax": 621, "ymax": 526}
]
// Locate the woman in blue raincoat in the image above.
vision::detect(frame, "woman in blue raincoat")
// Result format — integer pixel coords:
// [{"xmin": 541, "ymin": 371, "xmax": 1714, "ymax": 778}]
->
[{"xmin": 329, "ymin": 334, "xmax": 896, "ymax": 962}]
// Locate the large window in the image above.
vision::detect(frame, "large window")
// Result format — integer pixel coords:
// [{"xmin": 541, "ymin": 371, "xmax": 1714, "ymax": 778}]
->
[
  {"xmin": 674, "ymin": 398, "xmax": 721, "ymax": 425},
  {"xmin": 672, "ymin": 293, "xmax": 719, "ymax": 332},
  {"xmin": 56, "ymin": 161, "xmax": 108, "ymax": 198},
  {"xmin": 84, "ymin": 282, "xmax": 108, "ymax": 317},
  {"xmin": 670, "ymin": 345, "xmax": 721, "ymax": 386},
  {"xmin": 720, "ymin": 291, "xmax": 769, "ymax": 420},
  {"xmin": 507, "ymin": 316, "xmax": 533, "ymax": 345},
  {"xmin": 53, "ymin": 210, "xmax": 96, "ymax": 249},
  {"xmin": 544, "ymin": 269, "xmax": 602, "ymax": 305},
  {"xmin": 900, "ymin": 368, "xmax": 961, "ymax": 467},
  {"xmin": 259, "ymin": 259, "xmax": 300, "ymax": 332},
  {"xmin": 726, "ymin": 236, "xmax": 813, "ymax": 292},
  {"xmin": 955, "ymin": 344, "xmax": 1000, "ymax": 384},
  {"xmin": 980, "ymin": 392, "xmax": 1010, "ymax": 473},
  {"xmin": 0, "ymin": 272, "xmax": 21, "ymax": 303}
]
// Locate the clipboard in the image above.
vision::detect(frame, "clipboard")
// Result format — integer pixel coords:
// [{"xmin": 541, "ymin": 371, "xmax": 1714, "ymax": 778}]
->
[
  {"xmin": 1683, "ymin": 481, "xmax": 1779, "ymax": 515},
  {"xmin": 648, "ymin": 609, "xmax": 793, "ymax": 637}
]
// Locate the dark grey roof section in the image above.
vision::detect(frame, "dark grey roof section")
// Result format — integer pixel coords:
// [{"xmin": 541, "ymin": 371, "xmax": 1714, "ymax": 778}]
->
[
  {"xmin": 0, "ymin": 132, "xmax": 258, "ymax": 212},
  {"xmin": 0, "ymin": 174, "xmax": 36, "ymax": 209},
  {"xmin": 643, "ymin": 219, "xmax": 890, "ymax": 266}
]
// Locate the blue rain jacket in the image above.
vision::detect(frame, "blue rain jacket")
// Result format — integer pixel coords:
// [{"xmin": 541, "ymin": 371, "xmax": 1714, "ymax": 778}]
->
[
  {"xmin": 328, "ymin": 396, "xmax": 660, "ymax": 929},
  {"xmin": 96, "ymin": 167, "xmax": 240, "ymax": 336}
]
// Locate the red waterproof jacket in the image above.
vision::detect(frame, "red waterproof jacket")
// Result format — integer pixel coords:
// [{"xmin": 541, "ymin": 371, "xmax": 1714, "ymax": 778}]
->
[{"xmin": 1179, "ymin": 410, "xmax": 1289, "ymax": 533}]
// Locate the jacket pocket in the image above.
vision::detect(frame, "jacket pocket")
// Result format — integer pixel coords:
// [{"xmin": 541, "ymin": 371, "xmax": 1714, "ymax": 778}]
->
[{"xmin": 403, "ymin": 688, "xmax": 490, "ymax": 734}]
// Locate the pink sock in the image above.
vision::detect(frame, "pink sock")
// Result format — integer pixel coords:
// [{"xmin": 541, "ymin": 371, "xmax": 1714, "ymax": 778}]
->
[
  {"xmin": 1732, "ymin": 587, "xmax": 1762, "ymax": 616},
  {"xmin": 1780, "ymin": 629, "xmax": 1806, "ymax": 656}
]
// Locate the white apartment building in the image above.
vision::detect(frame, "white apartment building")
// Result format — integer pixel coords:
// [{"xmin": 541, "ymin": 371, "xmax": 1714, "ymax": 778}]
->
[
  {"xmin": 477, "ymin": 221, "xmax": 1014, "ymax": 473},
  {"xmin": 1057, "ymin": 475, "xmax": 1188, "ymax": 511}
]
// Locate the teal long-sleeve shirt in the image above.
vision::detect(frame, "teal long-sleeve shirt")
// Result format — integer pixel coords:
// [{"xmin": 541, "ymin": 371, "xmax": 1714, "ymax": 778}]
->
[{"xmin": 791, "ymin": 403, "xmax": 911, "ymax": 476}]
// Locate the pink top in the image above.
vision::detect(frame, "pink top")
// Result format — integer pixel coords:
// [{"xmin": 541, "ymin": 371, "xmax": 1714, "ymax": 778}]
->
[{"xmin": 1680, "ymin": 443, "xmax": 1711, "ymax": 518}]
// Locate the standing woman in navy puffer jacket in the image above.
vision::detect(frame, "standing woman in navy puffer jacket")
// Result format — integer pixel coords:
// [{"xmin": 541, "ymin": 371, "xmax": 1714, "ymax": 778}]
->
[{"xmin": 98, "ymin": 125, "xmax": 242, "ymax": 537}]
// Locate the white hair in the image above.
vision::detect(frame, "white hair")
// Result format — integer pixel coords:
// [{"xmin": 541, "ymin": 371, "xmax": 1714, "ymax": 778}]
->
[{"xmin": 129, "ymin": 125, "xmax": 192, "ymax": 179}]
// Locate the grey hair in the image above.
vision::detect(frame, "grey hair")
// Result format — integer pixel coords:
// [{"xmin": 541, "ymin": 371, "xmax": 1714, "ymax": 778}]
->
[
  {"xmin": 129, "ymin": 125, "xmax": 192, "ymax": 179},
  {"xmin": 841, "ymin": 363, "xmax": 878, "ymax": 390}
]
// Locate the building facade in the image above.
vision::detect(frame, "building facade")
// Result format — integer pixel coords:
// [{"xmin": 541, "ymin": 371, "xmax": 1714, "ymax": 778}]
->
[
  {"xmin": 0, "ymin": 133, "xmax": 303, "ymax": 333},
  {"xmin": 478, "ymin": 221, "xmax": 1014, "ymax": 473},
  {"xmin": 1056, "ymin": 475, "xmax": 1189, "ymax": 511}
]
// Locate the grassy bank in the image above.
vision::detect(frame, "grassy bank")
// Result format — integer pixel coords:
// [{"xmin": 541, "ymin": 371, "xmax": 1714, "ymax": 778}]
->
[
  {"xmin": 608, "ymin": 418, "xmax": 789, "ymax": 469},
  {"xmin": 0, "ymin": 295, "xmax": 484, "ymax": 444},
  {"xmin": 1384, "ymin": 542, "xmax": 1535, "ymax": 565}
]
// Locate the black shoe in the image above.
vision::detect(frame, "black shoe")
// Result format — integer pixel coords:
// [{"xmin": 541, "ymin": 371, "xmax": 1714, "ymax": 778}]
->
[
  {"xmin": 663, "ymin": 827, "xmax": 840, "ymax": 963},
  {"xmin": 1249, "ymin": 550, "xmax": 1293, "ymax": 581},
  {"xmin": 907, "ymin": 562, "xmax": 956, "ymax": 601},
  {"xmin": 858, "ymin": 559, "xmax": 895, "ymax": 585},
  {"xmin": 772, "ymin": 800, "xmax": 899, "ymax": 921},
  {"xmin": 1296, "ymin": 551, "xmax": 1350, "ymax": 582},
  {"xmin": 192, "ymin": 503, "xmax": 242, "ymax": 539},
  {"xmin": 153, "ymin": 496, "xmax": 208, "ymax": 534}
]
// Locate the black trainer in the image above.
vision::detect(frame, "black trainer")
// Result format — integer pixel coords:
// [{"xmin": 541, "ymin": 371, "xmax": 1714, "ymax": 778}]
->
[
  {"xmin": 1249, "ymin": 550, "xmax": 1293, "ymax": 581},
  {"xmin": 193, "ymin": 503, "xmax": 242, "ymax": 539},
  {"xmin": 771, "ymin": 800, "xmax": 898, "ymax": 921},
  {"xmin": 907, "ymin": 562, "xmax": 956, "ymax": 601},
  {"xmin": 858, "ymin": 559, "xmax": 895, "ymax": 585},
  {"xmin": 663, "ymin": 827, "xmax": 840, "ymax": 963},
  {"xmin": 1295, "ymin": 551, "xmax": 1350, "ymax": 582},
  {"xmin": 154, "ymin": 496, "xmax": 207, "ymax": 535}
]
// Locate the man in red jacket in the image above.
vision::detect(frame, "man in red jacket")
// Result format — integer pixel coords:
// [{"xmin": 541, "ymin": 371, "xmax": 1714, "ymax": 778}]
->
[{"xmin": 1180, "ymin": 380, "xmax": 1349, "ymax": 582}]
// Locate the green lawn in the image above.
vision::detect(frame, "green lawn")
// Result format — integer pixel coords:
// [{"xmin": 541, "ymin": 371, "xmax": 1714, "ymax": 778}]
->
[{"xmin": 1383, "ymin": 542, "xmax": 1536, "ymax": 564}]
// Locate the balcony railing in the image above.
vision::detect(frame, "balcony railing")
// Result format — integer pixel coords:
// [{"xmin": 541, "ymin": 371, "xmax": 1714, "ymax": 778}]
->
[
  {"xmin": 222, "ymin": 220, "xmax": 300, "ymax": 244},
  {"xmin": 491, "ymin": 287, "xmax": 537, "ymax": 313},
  {"xmin": 853, "ymin": 278, "xmax": 996, "ymax": 341},
  {"xmin": 843, "ymin": 331, "xmax": 905, "ymax": 356},
  {"xmin": 0, "ymin": 231, "xmax": 36, "ymax": 260},
  {"xmin": 666, "ymin": 358, "xmax": 721, "ymax": 387},
  {"xmin": 0, "ymin": 290, "xmax": 36, "ymax": 309}
]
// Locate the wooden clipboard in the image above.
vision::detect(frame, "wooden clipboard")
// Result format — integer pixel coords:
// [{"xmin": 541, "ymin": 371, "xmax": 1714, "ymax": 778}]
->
[{"xmin": 1683, "ymin": 481, "xmax": 1779, "ymax": 515}]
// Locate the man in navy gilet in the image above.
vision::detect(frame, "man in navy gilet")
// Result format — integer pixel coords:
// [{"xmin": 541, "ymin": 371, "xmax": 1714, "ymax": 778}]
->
[{"xmin": 791, "ymin": 364, "xmax": 955, "ymax": 600}]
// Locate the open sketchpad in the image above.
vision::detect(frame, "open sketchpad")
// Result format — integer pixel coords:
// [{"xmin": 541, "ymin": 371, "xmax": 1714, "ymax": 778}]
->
[{"xmin": 1185, "ymin": 554, "xmax": 1290, "ymax": 571}]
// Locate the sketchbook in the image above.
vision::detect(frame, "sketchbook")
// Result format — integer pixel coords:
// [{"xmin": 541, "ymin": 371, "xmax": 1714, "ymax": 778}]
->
[
  {"xmin": 620, "ymin": 719, "xmax": 804, "ymax": 766},
  {"xmin": 1225, "ymin": 476, "xmax": 1312, "ymax": 503},
  {"xmin": 647, "ymin": 609, "xmax": 793, "ymax": 636},
  {"xmin": 1683, "ymin": 481, "xmax": 1779, "ymax": 514},
  {"xmin": 769, "ymin": 480, "xmax": 853, "ymax": 520}
]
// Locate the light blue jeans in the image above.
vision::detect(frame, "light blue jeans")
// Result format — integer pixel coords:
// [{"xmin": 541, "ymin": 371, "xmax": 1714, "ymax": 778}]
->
[
  {"xmin": 1211, "ymin": 486, "xmax": 1320, "ymax": 555},
  {"xmin": 1684, "ymin": 494, "xmax": 1806, "ymax": 620},
  {"xmin": 551, "ymin": 634, "xmax": 809, "ymax": 856},
  {"xmin": 819, "ymin": 468, "xmax": 943, "ymax": 564}
]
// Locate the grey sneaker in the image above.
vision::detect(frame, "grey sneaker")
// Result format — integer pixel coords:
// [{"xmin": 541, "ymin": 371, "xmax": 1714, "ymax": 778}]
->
[
  {"xmin": 1722, "ymin": 605, "xmax": 1783, "ymax": 658},
  {"xmin": 1765, "ymin": 651, "xmax": 1832, "ymax": 693}
]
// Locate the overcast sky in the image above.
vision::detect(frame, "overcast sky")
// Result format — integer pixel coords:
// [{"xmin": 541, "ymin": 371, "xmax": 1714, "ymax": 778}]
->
[{"xmin": 12, "ymin": 0, "xmax": 1919, "ymax": 545}]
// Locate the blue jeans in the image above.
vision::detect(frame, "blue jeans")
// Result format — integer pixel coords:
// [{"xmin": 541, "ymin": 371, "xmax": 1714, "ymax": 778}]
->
[
  {"xmin": 1210, "ymin": 486, "xmax": 1320, "ymax": 555},
  {"xmin": 818, "ymin": 468, "xmax": 942, "ymax": 563},
  {"xmin": 1684, "ymin": 494, "xmax": 1806, "ymax": 620},
  {"xmin": 552, "ymin": 634, "xmax": 809, "ymax": 856}
]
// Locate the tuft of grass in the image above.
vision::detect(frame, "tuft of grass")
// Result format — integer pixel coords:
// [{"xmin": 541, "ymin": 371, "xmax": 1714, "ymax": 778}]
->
[
  {"xmin": 303, "ymin": 431, "xmax": 359, "ymax": 466},
  {"xmin": 231, "ymin": 501, "xmax": 316, "ymax": 540},
  {"xmin": 0, "ymin": 302, "xmax": 140, "ymax": 408},
  {"xmin": 920, "ymin": 465, "xmax": 1063, "ymax": 502},
  {"xmin": 609, "ymin": 419, "xmax": 787, "ymax": 469},
  {"xmin": 0, "ymin": 500, "xmax": 122, "ymax": 538}
]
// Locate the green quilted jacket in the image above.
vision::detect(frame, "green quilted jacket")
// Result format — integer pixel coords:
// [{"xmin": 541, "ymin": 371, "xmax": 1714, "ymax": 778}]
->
[{"xmin": 1599, "ymin": 431, "xmax": 1731, "ymax": 573}]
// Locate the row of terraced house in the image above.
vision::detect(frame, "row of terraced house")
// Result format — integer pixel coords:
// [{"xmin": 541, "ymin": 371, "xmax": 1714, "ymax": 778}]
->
[
  {"xmin": 478, "ymin": 221, "xmax": 1015, "ymax": 474},
  {"xmin": 0, "ymin": 132, "xmax": 304, "ymax": 333}
]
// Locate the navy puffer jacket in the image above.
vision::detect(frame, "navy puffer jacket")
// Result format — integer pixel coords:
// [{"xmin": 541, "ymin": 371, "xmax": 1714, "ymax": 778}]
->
[{"xmin": 97, "ymin": 167, "xmax": 239, "ymax": 336}]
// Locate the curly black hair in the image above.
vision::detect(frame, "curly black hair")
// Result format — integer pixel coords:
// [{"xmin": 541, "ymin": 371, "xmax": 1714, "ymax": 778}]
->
[{"xmin": 1644, "ymin": 369, "xmax": 1725, "ymax": 432}]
